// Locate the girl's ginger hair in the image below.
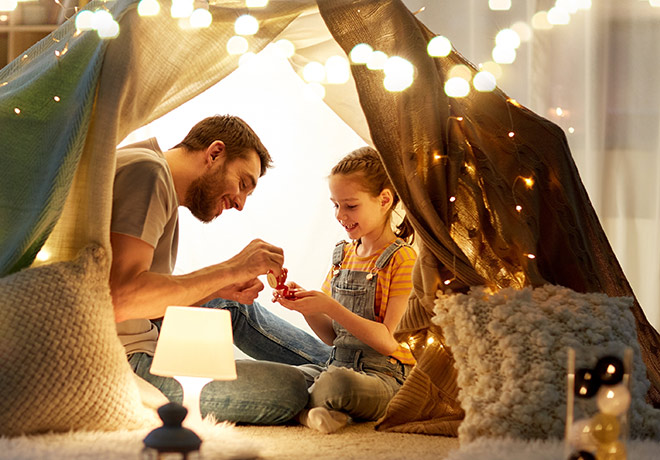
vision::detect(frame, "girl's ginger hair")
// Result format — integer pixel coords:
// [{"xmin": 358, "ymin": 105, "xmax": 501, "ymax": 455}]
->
[{"xmin": 331, "ymin": 146, "xmax": 414, "ymax": 243}]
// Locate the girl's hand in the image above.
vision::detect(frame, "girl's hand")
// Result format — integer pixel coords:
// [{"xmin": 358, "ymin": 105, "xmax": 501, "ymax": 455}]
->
[{"xmin": 276, "ymin": 289, "xmax": 337, "ymax": 317}]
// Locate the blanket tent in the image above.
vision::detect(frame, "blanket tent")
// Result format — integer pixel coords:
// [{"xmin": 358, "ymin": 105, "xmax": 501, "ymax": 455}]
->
[{"xmin": 1, "ymin": 0, "xmax": 660, "ymax": 436}]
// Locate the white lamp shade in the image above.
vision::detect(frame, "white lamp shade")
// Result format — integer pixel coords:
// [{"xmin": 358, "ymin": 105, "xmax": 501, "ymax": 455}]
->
[{"xmin": 150, "ymin": 306, "xmax": 237, "ymax": 380}]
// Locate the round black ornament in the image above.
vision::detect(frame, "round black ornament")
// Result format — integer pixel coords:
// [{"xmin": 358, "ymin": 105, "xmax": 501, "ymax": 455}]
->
[
  {"xmin": 595, "ymin": 355, "xmax": 624, "ymax": 386},
  {"xmin": 567, "ymin": 450, "xmax": 596, "ymax": 460},
  {"xmin": 574, "ymin": 368, "xmax": 600, "ymax": 398}
]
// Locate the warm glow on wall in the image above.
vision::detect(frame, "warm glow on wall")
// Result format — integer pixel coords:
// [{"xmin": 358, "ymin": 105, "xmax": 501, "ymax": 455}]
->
[{"xmin": 0, "ymin": 0, "xmax": 17, "ymax": 13}]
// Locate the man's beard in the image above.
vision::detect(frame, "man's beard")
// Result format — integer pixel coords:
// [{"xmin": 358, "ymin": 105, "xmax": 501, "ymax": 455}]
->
[{"xmin": 185, "ymin": 163, "xmax": 227, "ymax": 223}]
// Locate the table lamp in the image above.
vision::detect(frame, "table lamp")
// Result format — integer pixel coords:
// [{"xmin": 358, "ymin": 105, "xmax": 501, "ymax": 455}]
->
[{"xmin": 150, "ymin": 306, "xmax": 237, "ymax": 428}]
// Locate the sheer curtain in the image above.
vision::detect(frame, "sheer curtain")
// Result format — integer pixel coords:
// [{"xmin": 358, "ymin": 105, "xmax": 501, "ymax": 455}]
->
[{"xmin": 406, "ymin": 0, "xmax": 660, "ymax": 330}]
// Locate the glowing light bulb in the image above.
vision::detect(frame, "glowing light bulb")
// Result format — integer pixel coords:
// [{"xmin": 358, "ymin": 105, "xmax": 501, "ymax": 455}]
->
[
  {"xmin": 235, "ymin": 14, "xmax": 259, "ymax": 35},
  {"xmin": 480, "ymin": 61, "xmax": 502, "ymax": 79},
  {"xmin": 531, "ymin": 11, "xmax": 553, "ymax": 30},
  {"xmin": 53, "ymin": 96, "xmax": 61, "ymax": 102},
  {"xmin": 171, "ymin": 0, "xmax": 193, "ymax": 19},
  {"xmin": 548, "ymin": 7, "xmax": 570, "ymax": 25},
  {"xmin": 137, "ymin": 0, "xmax": 160, "ymax": 16},
  {"xmin": 473, "ymin": 71, "xmax": 496, "ymax": 92},
  {"xmin": 75, "ymin": 10, "xmax": 94, "ymax": 30},
  {"xmin": 349, "ymin": 43, "xmax": 373, "ymax": 64},
  {"xmin": 523, "ymin": 177, "xmax": 534, "ymax": 187},
  {"xmin": 302, "ymin": 61, "xmax": 325, "ymax": 83},
  {"xmin": 96, "ymin": 19, "xmax": 119, "ymax": 39},
  {"xmin": 36, "ymin": 249, "xmax": 51, "ymax": 261},
  {"xmin": 273, "ymin": 39, "xmax": 295, "ymax": 58},
  {"xmin": 444, "ymin": 77, "xmax": 470, "ymax": 98},
  {"xmin": 325, "ymin": 55, "xmax": 350, "ymax": 84},
  {"xmin": 226, "ymin": 35, "xmax": 248, "ymax": 55},
  {"xmin": 448, "ymin": 64, "xmax": 472, "ymax": 81},
  {"xmin": 492, "ymin": 45, "xmax": 516, "ymax": 64},
  {"xmin": 426, "ymin": 337, "xmax": 435, "ymax": 345},
  {"xmin": 366, "ymin": 50, "xmax": 388, "ymax": 70},
  {"xmin": 511, "ymin": 21, "xmax": 533, "ymax": 42},
  {"xmin": 508, "ymin": 131, "xmax": 515, "ymax": 138},
  {"xmin": 14, "ymin": 107, "xmax": 20, "ymax": 115},
  {"xmin": 91, "ymin": 10, "xmax": 114, "ymax": 30},
  {"xmin": 488, "ymin": 0, "xmax": 511, "ymax": 10},
  {"xmin": 0, "ymin": 0, "xmax": 18, "ymax": 12},
  {"xmin": 443, "ymin": 278, "xmax": 453, "ymax": 285},
  {"xmin": 383, "ymin": 56, "xmax": 414, "ymax": 91},
  {"xmin": 556, "ymin": 0, "xmax": 579, "ymax": 14},
  {"xmin": 496, "ymin": 28, "xmax": 521, "ymax": 49},
  {"xmin": 568, "ymin": 127, "xmax": 575, "ymax": 134},
  {"xmin": 303, "ymin": 82, "xmax": 325, "ymax": 101},
  {"xmin": 516, "ymin": 205, "xmax": 522, "ymax": 212},
  {"xmin": 526, "ymin": 253, "xmax": 536, "ymax": 259},
  {"xmin": 556, "ymin": 107, "xmax": 564, "ymax": 116},
  {"xmin": 190, "ymin": 8, "xmax": 212, "ymax": 28},
  {"xmin": 449, "ymin": 196, "xmax": 456, "ymax": 202},
  {"xmin": 246, "ymin": 0, "xmax": 268, "ymax": 6},
  {"xmin": 427, "ymin": 35, "xmax": 451, "ymax": 57}
]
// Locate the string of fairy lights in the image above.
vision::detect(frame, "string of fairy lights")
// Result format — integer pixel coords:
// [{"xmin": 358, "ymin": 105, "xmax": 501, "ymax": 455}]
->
[
  {"xmin": 2, "ymin": 0, "xmax": 660, "ymax": 98},
  {"xmin": 3, "ymin": 0, "xmax": 659, "ymax": 274}
]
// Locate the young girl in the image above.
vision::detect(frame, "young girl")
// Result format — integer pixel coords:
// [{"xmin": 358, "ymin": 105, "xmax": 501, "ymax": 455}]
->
[{"xmin": 275, "ymin": 146, "xmax": 417, "ymax": 433}]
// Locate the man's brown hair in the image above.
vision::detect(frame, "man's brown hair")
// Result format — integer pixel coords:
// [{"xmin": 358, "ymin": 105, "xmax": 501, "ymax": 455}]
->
[{"xmin": 175, "ymin": 115, "xmax": 272, "ymax": 176}]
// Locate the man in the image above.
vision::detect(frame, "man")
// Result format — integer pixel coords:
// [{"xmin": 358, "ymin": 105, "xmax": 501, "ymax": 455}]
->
[{"xmin": 110, "ymin": 115, "xmax": 330, "ymax": 425}]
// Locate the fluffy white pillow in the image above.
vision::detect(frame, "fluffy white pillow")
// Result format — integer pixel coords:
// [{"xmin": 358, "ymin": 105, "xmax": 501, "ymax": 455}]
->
[
  {"xmin": 0, "ymin": 245, "xmax": 158, "ymax": 436},
  {"xmin": 433, "ymin": 284, "xmax": 660, "ymax": 442}
]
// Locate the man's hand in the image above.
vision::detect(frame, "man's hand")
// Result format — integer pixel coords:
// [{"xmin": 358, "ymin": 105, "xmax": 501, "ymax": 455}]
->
[
  {"xmin": 212, "ymin": 278, "xmax": 264, "ymax": 305},
  {"xmin": 224, "ymin": 239, "xmax": 285, "ymax": 283}
]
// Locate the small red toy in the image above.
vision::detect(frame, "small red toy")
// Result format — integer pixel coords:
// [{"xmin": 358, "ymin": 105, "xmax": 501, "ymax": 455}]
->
[{"xmin": 267, "ymin": 268, "xmax": 296, "ymax": 300}]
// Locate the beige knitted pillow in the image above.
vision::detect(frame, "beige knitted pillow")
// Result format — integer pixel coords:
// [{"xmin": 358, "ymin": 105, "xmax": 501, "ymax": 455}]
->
[
  {"xmin": 0, "ymin": 245, "xmax": 158, "ymax": 436},
  {"xmin": 433, "ymin": 284, "xmax": 660, "ymax": 442}
]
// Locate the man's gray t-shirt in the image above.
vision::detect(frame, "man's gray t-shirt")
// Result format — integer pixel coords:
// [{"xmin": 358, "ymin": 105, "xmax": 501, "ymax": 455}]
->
[{"xmin": 112, "ymin": 138, "xmax": 179, "ymax": 355}]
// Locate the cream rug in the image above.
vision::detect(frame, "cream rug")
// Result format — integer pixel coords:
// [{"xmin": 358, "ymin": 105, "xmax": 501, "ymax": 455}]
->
[
  {"xmin": 0, "ymin": 420, "xmax": 460, "ymax": 460},
  {"xmin": 2, "ymin": 421, "xmax": 659, "ymax": 460}
]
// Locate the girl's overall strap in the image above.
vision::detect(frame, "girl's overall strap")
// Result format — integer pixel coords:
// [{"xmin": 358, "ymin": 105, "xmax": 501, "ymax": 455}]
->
[
  {"xmin": 332, "ymin": 240, "xmax": 348, "ymax": 266},
  {"xmin": 374, "ymin": 238, "xmax": 408, "ymax": 269}
]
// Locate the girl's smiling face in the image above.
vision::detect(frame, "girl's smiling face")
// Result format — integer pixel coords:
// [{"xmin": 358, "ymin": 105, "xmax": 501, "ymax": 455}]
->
[{"xmin": 329, "ymin": 173, "xmax": 390, "ymax": 242}]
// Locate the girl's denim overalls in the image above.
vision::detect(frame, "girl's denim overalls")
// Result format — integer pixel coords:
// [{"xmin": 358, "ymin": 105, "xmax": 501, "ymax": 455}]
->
[{"xmin": 299, "ymin": 238, "xmax": 413, "ymax": 420}]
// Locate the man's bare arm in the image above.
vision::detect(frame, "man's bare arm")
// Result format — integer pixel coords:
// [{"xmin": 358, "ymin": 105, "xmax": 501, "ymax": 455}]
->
[{"xmin": 109, "ymin": 232, "xmax": 284, "ymax": 322}]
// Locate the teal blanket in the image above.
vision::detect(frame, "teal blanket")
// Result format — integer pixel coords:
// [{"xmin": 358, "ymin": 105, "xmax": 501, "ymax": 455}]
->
[{"xmin": 0, "ymin": 0, "xmax": 135, "ymax": 276}]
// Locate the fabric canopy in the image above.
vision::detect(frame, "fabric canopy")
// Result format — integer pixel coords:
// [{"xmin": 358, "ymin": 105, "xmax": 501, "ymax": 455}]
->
[{"xmin": 0, "ymin": 0, "xmax": 658, "ymax": 435}]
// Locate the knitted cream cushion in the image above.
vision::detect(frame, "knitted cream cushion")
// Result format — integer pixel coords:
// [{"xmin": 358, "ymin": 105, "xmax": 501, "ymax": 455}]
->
[
  {"xmin": 0, "ymin": 245, "xmax": 158, "ymax": 436},
  {"xmin": 433, "ymin": 284, "xmax": 660, "ymax": 442}
]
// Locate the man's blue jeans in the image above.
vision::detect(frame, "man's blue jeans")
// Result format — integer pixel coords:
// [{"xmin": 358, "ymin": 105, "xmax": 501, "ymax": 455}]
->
[{"xmin": 130, "ymin": 299, "xmax": 332, "ymax": 425}]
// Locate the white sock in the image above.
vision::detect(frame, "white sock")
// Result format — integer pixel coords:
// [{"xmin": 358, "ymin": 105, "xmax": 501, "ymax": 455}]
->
[{"xmin": 298, "ymin": 407, "xmax": 349, "ymax": 434}]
